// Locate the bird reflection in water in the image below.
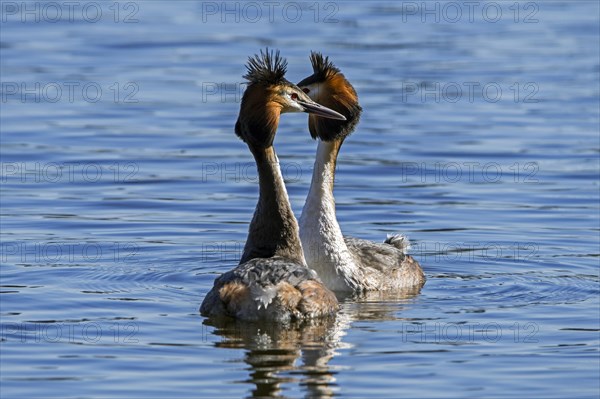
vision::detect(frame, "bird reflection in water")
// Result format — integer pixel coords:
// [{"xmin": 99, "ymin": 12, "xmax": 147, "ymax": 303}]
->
[
  {"xmin": 202, "ymin": 284, "xmax": 424, "ymax": 399},
  {"xmin": 204, "ymin": 316, "xmax": 339, "ymax": 398}
]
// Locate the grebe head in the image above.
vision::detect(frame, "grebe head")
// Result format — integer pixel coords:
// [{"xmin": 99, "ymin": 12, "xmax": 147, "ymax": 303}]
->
[
  {"xmin": 297, "ymin": 52, "xmax": 362, "ymax": 142},
  {"xmin": 235, "ymin": 49, "xmax": 345, "ymax": 149}
]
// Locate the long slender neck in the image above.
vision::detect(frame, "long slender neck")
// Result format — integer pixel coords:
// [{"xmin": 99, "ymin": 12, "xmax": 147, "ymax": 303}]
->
[
  {"xmin": 240, "ymin": 145, "xmax": 305, "ymax": 264},
  {"xmin": 300, "ymin": 139, "xmax": 353, "ymax": 265},
  {"xmin": 307, "ymin": 140, "xmax": 341, "ymax": 203}
]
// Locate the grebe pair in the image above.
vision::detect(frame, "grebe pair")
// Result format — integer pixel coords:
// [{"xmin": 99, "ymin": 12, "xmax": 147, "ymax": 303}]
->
[
  {"xmin": 201, "ymin": 50, "xmax": 424, "ymax": 321},
  {"xmin": 200, "ymin": 50, "xmax": 342, "ymax": 321}
]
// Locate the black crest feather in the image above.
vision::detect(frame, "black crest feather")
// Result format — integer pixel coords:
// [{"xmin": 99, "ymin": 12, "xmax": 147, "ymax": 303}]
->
[
  {"xmin": 300, "ymin": 52, "xmax": 362, "ymax": 142},
  {"xmin": 310, "ymin": 51, "xmax": 340, "ymax": 81},
  {"xmin": 243, "ymin": 48, "xmax": 288, "ymax": 85}
]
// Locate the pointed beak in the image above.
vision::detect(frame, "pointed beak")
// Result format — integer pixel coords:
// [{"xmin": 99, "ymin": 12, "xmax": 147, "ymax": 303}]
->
[{"xmin": 297, "ymin": 99, "xmax": 346, "ymax": 120}]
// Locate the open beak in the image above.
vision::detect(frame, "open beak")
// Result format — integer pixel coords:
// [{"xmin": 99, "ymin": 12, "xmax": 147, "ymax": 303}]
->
[{"xmin": 297, "ymin": 99, "xmax": 346, "ymax": 120}]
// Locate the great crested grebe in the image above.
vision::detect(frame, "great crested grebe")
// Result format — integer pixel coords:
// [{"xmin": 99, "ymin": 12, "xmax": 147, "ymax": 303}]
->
[
  {"xmin": 297, "ymin": 52, "xmax": 426, "ymax": 292},
  {"xmin": 201, "ymin": 49, "xmax": 345, "ymax": 321}
]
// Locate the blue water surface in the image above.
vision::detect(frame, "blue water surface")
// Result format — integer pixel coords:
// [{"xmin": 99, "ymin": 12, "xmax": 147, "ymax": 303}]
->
[{"xmin": 1, "ymin": 1, "xmax": 599, "ymax": 398}]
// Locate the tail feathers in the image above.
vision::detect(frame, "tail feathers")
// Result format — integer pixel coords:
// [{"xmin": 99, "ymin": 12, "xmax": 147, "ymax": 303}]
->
[
  {"xmin": 384, "ymin": 234, "xmax": 411, "ymax": 254},
  {"xmin": 249, "ymin": 284, "xmax": 278, "ymax": 310}
]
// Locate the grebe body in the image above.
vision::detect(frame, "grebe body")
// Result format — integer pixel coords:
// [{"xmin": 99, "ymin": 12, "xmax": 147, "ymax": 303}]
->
[{"xmin": 297, "ymin": 52, "xmax": 426, "ymax": 292}]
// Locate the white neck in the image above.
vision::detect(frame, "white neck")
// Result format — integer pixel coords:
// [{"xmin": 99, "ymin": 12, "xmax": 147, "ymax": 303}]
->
[{"xmin": 300, "ymin": 140, "xmax": 359, "ymax": 291}]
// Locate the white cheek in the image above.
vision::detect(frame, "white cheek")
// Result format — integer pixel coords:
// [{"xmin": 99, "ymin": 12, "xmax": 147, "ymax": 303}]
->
[
  {"xmin": 284, "ymin": 101, "xmax": 304, "ymax": 113},
  {"xmin": 280, "ymin": 92, "xmax": 305, "ymax": 114},
  {"xmin": 305, "ymin": 84, "xmax": 321, "ymax": 101}
]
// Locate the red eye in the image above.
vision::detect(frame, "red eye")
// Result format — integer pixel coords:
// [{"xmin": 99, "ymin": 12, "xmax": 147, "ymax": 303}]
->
[
  {"xmin": 302, "ymin": 88, "xmax": 310, "ymax": 94},
  {"xmin": 291, "ymin": 93, "xmax": 298, "ymax": 100}
]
